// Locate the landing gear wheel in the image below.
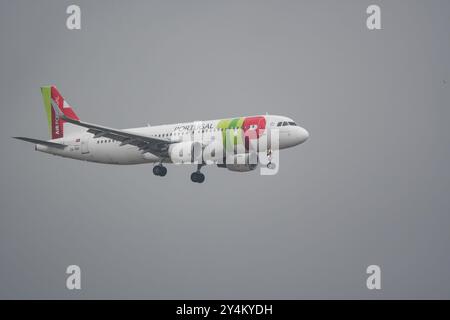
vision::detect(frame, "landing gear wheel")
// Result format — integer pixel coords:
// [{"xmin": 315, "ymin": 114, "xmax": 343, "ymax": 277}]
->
[
  {"xmin": 191, "ymin": 164, "xmax": 205, "ymax": 183},
  {"xmin": 190, "ymin": 172, "xmax": 205, "ymax": 183},
  {"xmin": 266, "ymin": 149, "xmax": 276, "ymax": 170},
  {"xmin": 153, "ymin": 165, "xmax": 167, "ymax": 176},
  {"xmin": 267, "ymin": 162, "xmax": 276, "ymax": 170}
]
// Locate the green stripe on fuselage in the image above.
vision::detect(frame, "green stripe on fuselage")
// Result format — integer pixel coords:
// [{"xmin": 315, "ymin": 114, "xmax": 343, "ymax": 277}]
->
[{"xmin": 217, "ymin": 117, "xmax": 245, "ymax": 151}]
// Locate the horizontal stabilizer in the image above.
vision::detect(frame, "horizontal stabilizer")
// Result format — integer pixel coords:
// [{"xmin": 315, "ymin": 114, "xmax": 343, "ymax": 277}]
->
[{"xmin": 13, "ymin": 137, "xmax": 67, "ymax": 149}]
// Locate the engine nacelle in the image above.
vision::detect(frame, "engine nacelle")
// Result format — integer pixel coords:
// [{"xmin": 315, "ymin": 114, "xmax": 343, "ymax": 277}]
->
[
  {"xmin": 169, "ymin": 141, "xmax": 202, "ymax": 164},
  {"xmin": 225, "ymin": 163, "xmax": 258, "ymax": 172},
  {"xmin": 217, "ymin": 153, "xmax": 258, "ymax": 172}
]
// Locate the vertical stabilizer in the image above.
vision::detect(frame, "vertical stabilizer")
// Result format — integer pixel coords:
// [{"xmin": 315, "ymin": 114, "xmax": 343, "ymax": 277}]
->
[{"xmin": 40, "ymin": 86, "xmax": 81, "ymax": 139}]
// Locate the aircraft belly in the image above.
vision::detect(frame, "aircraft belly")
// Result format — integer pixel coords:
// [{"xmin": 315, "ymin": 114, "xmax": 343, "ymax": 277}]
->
[{"xmin": 91, "ymin": 144, "xmax": 151, "ymax": 164}]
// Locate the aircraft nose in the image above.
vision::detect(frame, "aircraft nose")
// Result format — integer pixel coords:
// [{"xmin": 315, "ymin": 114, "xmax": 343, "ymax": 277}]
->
[{"xmin": 295, "ymin": 126, "xmax": 309, "ymax": 144}]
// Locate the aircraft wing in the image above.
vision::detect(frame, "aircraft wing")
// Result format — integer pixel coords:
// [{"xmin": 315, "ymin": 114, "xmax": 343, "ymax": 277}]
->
[
  {"xmin": 52, "ymin": 100, "xmax": 174, "ymax": 156},
  {"xmin": 13, "ymin": 137, "xmax": 67, "ymax": 149}
]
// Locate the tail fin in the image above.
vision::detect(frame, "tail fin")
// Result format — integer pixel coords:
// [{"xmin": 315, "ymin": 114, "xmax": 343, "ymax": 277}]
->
[{"xmin": 40, "ymin": 86, "xmax": 80, "ymax": 139}]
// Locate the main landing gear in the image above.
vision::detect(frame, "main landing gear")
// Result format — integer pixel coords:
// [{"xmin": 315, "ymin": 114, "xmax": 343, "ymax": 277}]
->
[
  {"xmin": 152, "ymin": 163, "xmax": 205, "ymax": 183},
  {"xmin": 153, "ymin": 164, "xmax": 167, "ymax": 177},
  {"xmin": 190, "ymin": 164, "xmax": 205, "ymax": 183}
]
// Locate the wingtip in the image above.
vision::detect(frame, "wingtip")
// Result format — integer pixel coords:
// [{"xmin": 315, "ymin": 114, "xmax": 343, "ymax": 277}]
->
[{"xmin": 12, "ymin": 137, "xmax": 31, "ymax": 143}]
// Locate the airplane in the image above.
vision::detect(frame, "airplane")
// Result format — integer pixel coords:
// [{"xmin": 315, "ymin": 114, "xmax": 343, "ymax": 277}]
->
[{"xmin": 14, "ymin": 86, "xmax": 309, "ymax": 183}]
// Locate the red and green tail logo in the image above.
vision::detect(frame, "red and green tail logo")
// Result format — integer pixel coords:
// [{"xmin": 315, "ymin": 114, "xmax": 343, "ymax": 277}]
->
[{"xmin": 41, "ymin": 86, "xmax": 79, "ymax": 139}]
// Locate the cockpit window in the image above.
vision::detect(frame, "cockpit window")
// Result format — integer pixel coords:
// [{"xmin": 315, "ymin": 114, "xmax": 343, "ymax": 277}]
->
[{"xmin": 277, "ymin": 121, "xmax": 297, "ymax": 127}]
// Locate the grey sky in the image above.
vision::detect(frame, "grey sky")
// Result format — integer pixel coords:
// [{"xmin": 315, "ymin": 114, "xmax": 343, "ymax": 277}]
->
[{"xmin": 0, "ymin": 0, "xmax": 449, "ymax": 299}]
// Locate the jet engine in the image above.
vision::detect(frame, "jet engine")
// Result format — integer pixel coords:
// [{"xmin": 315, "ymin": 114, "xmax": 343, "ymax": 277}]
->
[
  {"xmin": 217, "ymin": 153, "xmax": 258, "ymax": 172},
  {"xmin": 225, "ymin": 163, "xmax": 258, "ymax": 172}
]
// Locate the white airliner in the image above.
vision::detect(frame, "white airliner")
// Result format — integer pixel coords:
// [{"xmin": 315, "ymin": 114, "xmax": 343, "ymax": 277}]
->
[{"xmin": 14, "ymin": 86, "xmax": 309, "ymax": 183}]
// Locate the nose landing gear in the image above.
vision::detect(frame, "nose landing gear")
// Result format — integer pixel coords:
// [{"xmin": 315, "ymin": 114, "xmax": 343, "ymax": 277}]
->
[
  {"xmin": 190, "ymin": 164, "xmax": 205, "ymax": 183},
  {"xmin": 266, "ymin": 149, "xmax": 276, "ymax": 170},
  {"xmin": 153, "ymin": 164, "xmax": 167, "ymax": 176},
  {"xmin": 267, "ymin": 162, "xmax": 276, "ymax": 170}
]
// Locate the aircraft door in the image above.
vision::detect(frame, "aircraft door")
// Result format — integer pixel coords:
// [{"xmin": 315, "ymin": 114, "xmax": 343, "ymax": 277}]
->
[{"xmin": 81, "ymin": 136, "xmax": 90, "ymax": 154}]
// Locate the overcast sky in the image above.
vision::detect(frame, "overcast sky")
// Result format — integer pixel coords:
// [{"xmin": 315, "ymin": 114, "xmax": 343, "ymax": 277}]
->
[{"xmin": 0, "ymin": 0, "xmax": 449, "ymax": 298}]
